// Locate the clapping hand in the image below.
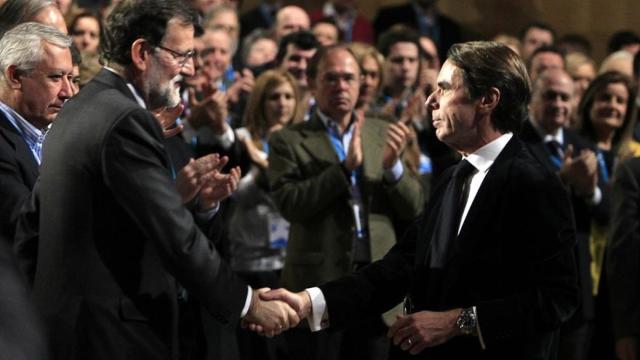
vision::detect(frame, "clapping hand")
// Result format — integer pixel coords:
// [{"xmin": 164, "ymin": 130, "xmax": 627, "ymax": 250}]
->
[
  {"xmin": 559, "ymin": 145, "xmax": 598, "ymax": 196},
  {"xmin": 175, "ymin": 154, "xmax": 240, "ymax": 210},
  {"xmin": 187, "ymin": 85, "xmax": 229, "ymax": 134},
  {"xmin": 152, "ymin": 103, "xmax": 185, "ymax": 138},
  {"xmin": 382, "ymin": 121, "xmax": 412, "ymax": 170}
]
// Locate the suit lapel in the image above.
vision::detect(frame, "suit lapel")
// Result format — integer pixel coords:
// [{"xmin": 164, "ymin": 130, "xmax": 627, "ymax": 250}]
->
[
  {"xmin": 0, "ymin": 115, "xmax": 40, "ymax": 186},
  {"xmin": 299, "ymin": 115, "xmax": 340, "ymax": 164}
]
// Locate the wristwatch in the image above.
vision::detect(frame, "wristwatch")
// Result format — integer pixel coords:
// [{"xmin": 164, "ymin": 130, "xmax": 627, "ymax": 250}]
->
[{"xmin": 456, "ymin": 307, "xmax": 478, "ymax": 336}]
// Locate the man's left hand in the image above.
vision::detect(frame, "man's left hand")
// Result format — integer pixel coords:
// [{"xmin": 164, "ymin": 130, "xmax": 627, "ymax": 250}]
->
[
  {"xmin": 198, "ymin": 165, "xmax": 241, "ymax": 211},
  {"xmin": 382, "ymin": 122, "xmax": 412, "ymax": 169},
  {"xmin": 388, "ymin": 309, "xmax": 462, "ymax": 355}
]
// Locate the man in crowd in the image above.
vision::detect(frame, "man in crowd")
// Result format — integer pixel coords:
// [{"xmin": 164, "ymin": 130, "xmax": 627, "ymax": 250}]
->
[
  {"xmin": 29, "ymin": 1, "xmax": 298, "ymax": 358},
  {"xmin": 519, "ymin": 22, "xmax": 556, "ymax": 61},
  {"xmin": 273, "ymin": 5, "xmax": 310, "ymax": 42},
  {"xmin": 261, "ymin": 41, "xmax": 578, "ymax": 359},
  {"xmin": 521, "ymin": 68, "xmax": 604, "ymax": 360},
  {"xmin": 0, "ymin": 23, "xmax": 73, "ymax": 245},
  {"xmin": 527, "ymin": 45, "xmax": 565, "ymax": 82},
  {"xmin": 267, "ymin": 44, "xmax": 424, "ymax": 360}
]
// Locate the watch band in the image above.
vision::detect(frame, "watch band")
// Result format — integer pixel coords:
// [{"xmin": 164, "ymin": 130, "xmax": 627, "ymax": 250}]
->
[{"xmin": 456, "ymin": 307, "xmax": 478, "ymax": 336}]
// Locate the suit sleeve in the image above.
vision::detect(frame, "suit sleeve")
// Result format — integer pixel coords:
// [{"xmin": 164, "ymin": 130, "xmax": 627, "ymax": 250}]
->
[
  {"xmin": 102, "ymin": 110, "xmax": 248, "ymax": 323},
  {"xmin": 607, "ymin": 159, "xmax": 640, "ymax": 339},
  {"xmin": 475, "ymin": 165, "xmax": 579, "ymax": 347},
  {"xmin": 267, "ymin": 129, "xmax": 352, "ymax": 222}
]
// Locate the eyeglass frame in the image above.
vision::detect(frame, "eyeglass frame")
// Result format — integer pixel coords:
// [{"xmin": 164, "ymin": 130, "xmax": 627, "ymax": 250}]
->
[{"xmin": 155, "ymin": 44, "xmax": 196, "ymax": 67}]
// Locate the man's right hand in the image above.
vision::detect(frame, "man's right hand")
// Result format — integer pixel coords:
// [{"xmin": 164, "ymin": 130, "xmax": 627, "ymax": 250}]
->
[
  {"xmin": 187, "ymin": 87, "xmax": 229, "ymax": 135},
  {"xmin": 243, "ymin": 288, "xmax": 301, "ymax": 337},
  {"xmin": 344, "ymin": 114, "xmax": 364, "ymax": 171}
]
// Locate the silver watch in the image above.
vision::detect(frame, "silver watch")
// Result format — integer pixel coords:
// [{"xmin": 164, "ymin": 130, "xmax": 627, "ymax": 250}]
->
[{"xmin": 456, "ymin": 307, "xmax": 478, "ymax": 336}]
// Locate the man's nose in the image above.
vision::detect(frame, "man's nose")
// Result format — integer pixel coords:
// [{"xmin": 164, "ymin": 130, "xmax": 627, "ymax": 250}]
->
[
  {"xmin": 425, "ymin": 89, "xmax": 439, "ymax": 110},
  {"xmin": 181, "ymin": 57, "xmax": 196, "ymax": 77},
  {"xmin": 59, "ymin": 76, "xmax": 73, "ymax": 99}
]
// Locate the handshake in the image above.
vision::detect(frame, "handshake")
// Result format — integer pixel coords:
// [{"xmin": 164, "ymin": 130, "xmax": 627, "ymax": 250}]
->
[{"xmin": 242, "ymin": 288, "xmax": 311, "ymax": 337}]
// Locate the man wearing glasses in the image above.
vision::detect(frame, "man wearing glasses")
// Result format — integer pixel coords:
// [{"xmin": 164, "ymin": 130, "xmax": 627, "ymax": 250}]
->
[
  {"xmin": 28, "ymin": 1, "xmax": 298, "ymax": 358},
  {"xmin": 267, "ymin": 44, "xmax": 424, "ymax": 360}
]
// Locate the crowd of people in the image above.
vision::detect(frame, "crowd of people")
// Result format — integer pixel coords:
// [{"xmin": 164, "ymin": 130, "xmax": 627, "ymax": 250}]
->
[{"xmin": 0, "ymin": 0, "xmax": 639, "ymax": 359}]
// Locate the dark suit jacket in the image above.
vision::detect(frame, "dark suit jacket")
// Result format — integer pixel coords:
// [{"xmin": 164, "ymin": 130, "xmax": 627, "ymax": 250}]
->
[
  {"xmin": 372, "ymin": 3, "xmax": 461, "ymax": 63},
  {"xmin": 320, "ymin": 136, "xmax": 578, "ymax": 359},
  {"xmin": 519, "ymin": 120, "xmax": 609, "ymax": 324},
  {"xmin": 31, "ymin": 69, "xmax": 248, "ymax": 360},
  {"xmin": 607, "ymin": 157, "xmax": 640, "ymax": 340},
  {"xmin": 0, "ymin": 113, "xmax": 39, "ymax": 244}
]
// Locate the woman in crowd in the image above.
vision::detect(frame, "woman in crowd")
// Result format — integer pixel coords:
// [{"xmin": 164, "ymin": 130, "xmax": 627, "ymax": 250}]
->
[
  {"xmin": 69, "ymin": 11, "xmax": 102, "ymax": 86},
  {"xmin": 578, "ymin": 70, "xmax": 637, "ymax": 359},
  {"xmin": 566, "ymin": 52, "xmax": 597, "ymax": 129}
]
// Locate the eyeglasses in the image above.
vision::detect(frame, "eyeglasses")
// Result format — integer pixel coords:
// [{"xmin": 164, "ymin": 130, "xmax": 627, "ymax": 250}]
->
[{"xmin": 155, "ymin": 44, "xmax": 195, "ymax": 67}]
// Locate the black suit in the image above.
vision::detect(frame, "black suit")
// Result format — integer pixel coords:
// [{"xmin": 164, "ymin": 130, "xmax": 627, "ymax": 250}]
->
[
  {"xmin": 31, "ymin": 69, "xmax": 248, "ymax": 359},
  {"xmin": 319, "ymin": 136, "xmax": 578, "ymax": 359},
  {"xmin": 373, "ymin": 3, "xmax": 461, "ymax": 63},
  {"xmin": 0, "ymin": 113, "xmax": 39, "ymax": 244}
]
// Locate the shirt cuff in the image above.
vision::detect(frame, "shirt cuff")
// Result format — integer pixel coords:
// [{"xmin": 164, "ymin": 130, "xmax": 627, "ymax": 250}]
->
[
  {"xmin": 305, "ymin": 287, "xmax": 330, "ymax": 331},
  {"xmin": 586, "ymin": 186, "xmax": 602, "ymax": 205},
  {"xmin": 193, "ymin": 201, "xmax": 220, "ymax": 223},
  {"xmin": 240, "ymin": 286, "xmax": 252, "ymax": 317},
  {"xmin": 474, "ymin": 306, "xmax": 486, "ymax": 349},
  {"xmin": 196, "ymin": 125, "xmax": 235, "ymax": 149},
  {"xmin": 383, "ymin": 159, "xmax": 404, "ymax": 183}
]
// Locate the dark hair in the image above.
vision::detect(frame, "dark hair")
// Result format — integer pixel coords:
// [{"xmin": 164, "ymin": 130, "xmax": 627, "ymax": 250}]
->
[
  {"xmin": 101, "ymin": 0, "xmax": 201, "ymax": 66},
  {"xmin": 306, "ymin": 44, "xmax": 358, "ymax": 82},
  {"xmin": 376, "ymin": 27, "xmax": 422, "ymax": 58},
  {"xmin": 447, "ymin": 41, "xmax": 531, "ymax": 133},
  {"xmin": 634, "ymin": 52, "xmax": 640, "ymax": 79},
  {"xmin": 518, "ymin": 22, "xmax": 556, "ymax": 43},
  {"xmin": 70, "ymin": 43, "xmax": 82, "ymax": 66},
  {"xmin": 0, "ymin": 0, "xmax": 55, "ymax": 37},
  {"xmin": 557, "ymin": 33, "xmax": 592, "ymax": 56},
  {"xmin": 276, "ymin": 30, "xmax": 320, "ymax": 65},
  {"xmin": 312, "ymin": 17, "xmax": 340, "ymax": 42},
  {"xmin": 608, "ymin": 30, "xmax": 640, "ymax": 54},
  {"xmin": 578, "ymin": 71, "xmax": 637, "ymax": 151},
  {"xmin": 527, "ymin": 45, "xmax": 565, "ymax": 73}
]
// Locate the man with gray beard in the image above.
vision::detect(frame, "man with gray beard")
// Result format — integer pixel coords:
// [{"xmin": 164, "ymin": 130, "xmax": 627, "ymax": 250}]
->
[{"xmin": 28, "ymin": 1, "xmax": 299, "ymax": 358}]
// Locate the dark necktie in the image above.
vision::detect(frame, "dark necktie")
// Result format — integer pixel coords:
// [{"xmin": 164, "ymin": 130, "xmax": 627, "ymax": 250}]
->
[
  {"xmin": 546, "ymin": 140, "xmax": 563, "ymax": 169},
  {"xmin": 429, "ymin": 159, "xmax": 476, "ymax": 268}
]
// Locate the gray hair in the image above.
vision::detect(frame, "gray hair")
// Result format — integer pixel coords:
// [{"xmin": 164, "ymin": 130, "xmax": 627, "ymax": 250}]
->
[
  {"xmin": 0, "ymin": 22, "xmax": 72, "ymax": 85},
  {"xmin": 0, "ymin": 0, "xmax": 56, "ymax": 37}
]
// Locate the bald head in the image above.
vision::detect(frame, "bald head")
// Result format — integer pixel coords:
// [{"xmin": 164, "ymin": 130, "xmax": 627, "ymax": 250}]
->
[
  {"xmin": 530, "ymin": 68, "xmax": 574, "ymax": 134},
  {"xmin": 275, "ymin": 6, "xmax": 309, "ymax": 41}
]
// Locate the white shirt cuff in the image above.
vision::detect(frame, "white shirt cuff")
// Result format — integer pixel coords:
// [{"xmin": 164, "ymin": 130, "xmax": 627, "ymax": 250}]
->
[
  {"xmin": 587, "ymin": 186, "xmax": 602, "ymax": 205},
  {"xmin": 383, "ymin": 159, "xmax": 404, "ymax": 183},
  {"xmin": 196, "ymin": 125, "xmax": 235, "ymax": 149},
  {"xmin": 305, "ymin": 287, "xmax": 330, "ymax": 331},
  {"xmin": 240, "ymin": 286, "xmax": 252, "ymax": 317},
  {"xmin": 473, "ymin": 306, "xmax": 486, "ymax": 349},
  {"xmin": 193, "ymin": 201, "xmax": 220, "ymax": 223}
]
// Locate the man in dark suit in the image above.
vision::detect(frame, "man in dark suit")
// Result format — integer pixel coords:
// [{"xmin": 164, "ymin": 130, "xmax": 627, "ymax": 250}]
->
[
  {"xmin": 520, "ymin": 68, "xmax": 606, "ymax": 360},
  {"xmin": 30, "ymin": 1, "xmax": 298, "ymax": 358},
  {"xmin": 0, "ymin": 22, "xmax": 73, "ymax": 245},
  {"xmin": 373, "ymin": 0, "xmax": 460, "ymax": 64},
  {"xmin": 258, "ymin": 41, "xmax": 578, "ymax": 359}
]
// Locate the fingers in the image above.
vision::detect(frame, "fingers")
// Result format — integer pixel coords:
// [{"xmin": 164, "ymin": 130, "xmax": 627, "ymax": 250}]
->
[
  {"xmin": 163, "ymin": 124, "xmax": 184, "ymax": 138},
  {"xmin": 563, "ymin": 144, "xmax": 574, "ymax": 161},
  {"xmin": 387, "ymin": 314, "xmax": 410, "ymax": 339}
]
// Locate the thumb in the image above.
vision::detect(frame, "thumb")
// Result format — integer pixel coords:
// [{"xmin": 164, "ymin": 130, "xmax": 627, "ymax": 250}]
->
[{"xmin": 563, "ymin": 144, "xmax": 574, "ymax": 162}]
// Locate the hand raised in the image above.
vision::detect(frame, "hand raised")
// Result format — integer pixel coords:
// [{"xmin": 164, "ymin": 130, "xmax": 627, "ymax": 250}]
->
[
  {"xmin": 344, "ymin": 113, "xmax": 364, "ymax": 171},
  {"xmin": 387, "ymin": 309, "xmax": 462, "ymax": 355},
  {"xmin": 175, "ymin": 154, "xmax": 226, "ymax": 204},
  {"xmin": 198, "ymin": 165, "xmax": 241, "ymax": 210},
  {"xmin": 152, "ymin": 103, "xmax": 185, "ymax": 138},
  {"xmin": 187, "ymin": 87, "xmax": 229, "ymax": 134},
  {"xmin": 382, "ymin": 122, "xmax": 412, "ymax": 170},
  {"xmin": 244, "ymin": 288, "xmax": 300, "ymax": 337}
]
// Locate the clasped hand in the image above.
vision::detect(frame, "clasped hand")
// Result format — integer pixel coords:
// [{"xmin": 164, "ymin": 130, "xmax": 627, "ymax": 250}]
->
[{"xmin": 242, "ymin": 288, "xmax": 312, "ymax": 337}]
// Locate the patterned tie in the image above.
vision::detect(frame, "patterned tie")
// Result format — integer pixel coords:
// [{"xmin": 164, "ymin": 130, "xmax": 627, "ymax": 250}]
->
[
  {"xmin": 429, "ymin": 159, "xmax": 476, "ymax": 268},
  {"xmin": 546, "ymin": 140, "xmax": 563, "ymax": 169}
]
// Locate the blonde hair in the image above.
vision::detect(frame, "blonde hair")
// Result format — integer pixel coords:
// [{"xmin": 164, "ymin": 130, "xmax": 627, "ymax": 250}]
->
[{"xmin": 243, "ymin": 70, "xmax": 303, "ymax": 147}]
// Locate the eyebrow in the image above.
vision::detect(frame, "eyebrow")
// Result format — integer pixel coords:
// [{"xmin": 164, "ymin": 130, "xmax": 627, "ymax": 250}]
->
[{"xmin": 437, "ymin": 80, "xmax": 452, "ymax": 89}]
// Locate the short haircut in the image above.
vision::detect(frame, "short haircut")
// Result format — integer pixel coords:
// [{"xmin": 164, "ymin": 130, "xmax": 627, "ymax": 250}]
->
[
  {"xmin": 578, "ymin": 71, "xmax": 637, "ymax": 150},
  {"xmin": 634, "ymin": 52, "xmax": 640, "ymax": 79},
  {"xmin": 0, "ymin": 0, "xmax": 56, "ymax": 37},
  {"xmin": 518, "ymin": 22, "xmax": 556, "ymax": 43},
  {"xmin": 527, "ymin": 45, "xmax": 565, "ymax": 73},
  {"xmin": 376, "ymin": 26, "xmax": 422, "ymax": 58},
  {"xmin": 0, "ymin": 22, "xmax": 72, "ymax": 86},
  {"xmin": 447, "ymin": 41, "xmax": 531, "ymax": 133},
  {"xmin": 275, "ymin": 30, "xmax": 319, "ymax": 65},
  {"xmin": 241, "ymin": 28, "xmax": 275, "ymax": 65},
  {"xmin": 306, "ymin": 44, "xmax": 358, "ymax": 82},
  {"xmin": 101, "ymin": 0, "xmax": 201, "ymax": 66},
  {"xmin": 557, "ymin": 33, "xmax": 592, "ymax": 56},
  {"xmin": 608, "ymin": 30, "xmax": 640, "ymax": 54}
]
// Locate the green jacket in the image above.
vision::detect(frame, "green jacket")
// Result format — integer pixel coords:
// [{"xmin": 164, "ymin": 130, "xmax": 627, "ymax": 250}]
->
[{"xmin": 268, "ymin": 114, "xmax": 424, "ymax": 291}]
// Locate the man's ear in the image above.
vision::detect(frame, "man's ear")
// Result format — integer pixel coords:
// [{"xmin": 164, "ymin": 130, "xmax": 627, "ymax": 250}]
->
[
  {"xmin": 478, "ymin": 87, "xmax": 500, "ymax": 115},
  {"xmin": 131, "ymin": 38, "xmax": 150, "ymax": 71},
  {"xmin": 6, "ymin": 65, "xmax": 24, "ymax": 90}
]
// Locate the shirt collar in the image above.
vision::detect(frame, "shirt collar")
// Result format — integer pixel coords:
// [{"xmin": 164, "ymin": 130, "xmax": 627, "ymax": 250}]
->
[
  {"xmin": 529, "ymin": 116, "xmax": 564, "ymax": 145},
  {"xmin": 464, "ymin": 132, "xmax": 513, "ymax": 173},
  {"xmin": 317, "ymin": 109, "xmax": 355, "ymax": 136},
  {"xmin": 104, "ymin": 66, "xmax": 147, "ymax": 109}
]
